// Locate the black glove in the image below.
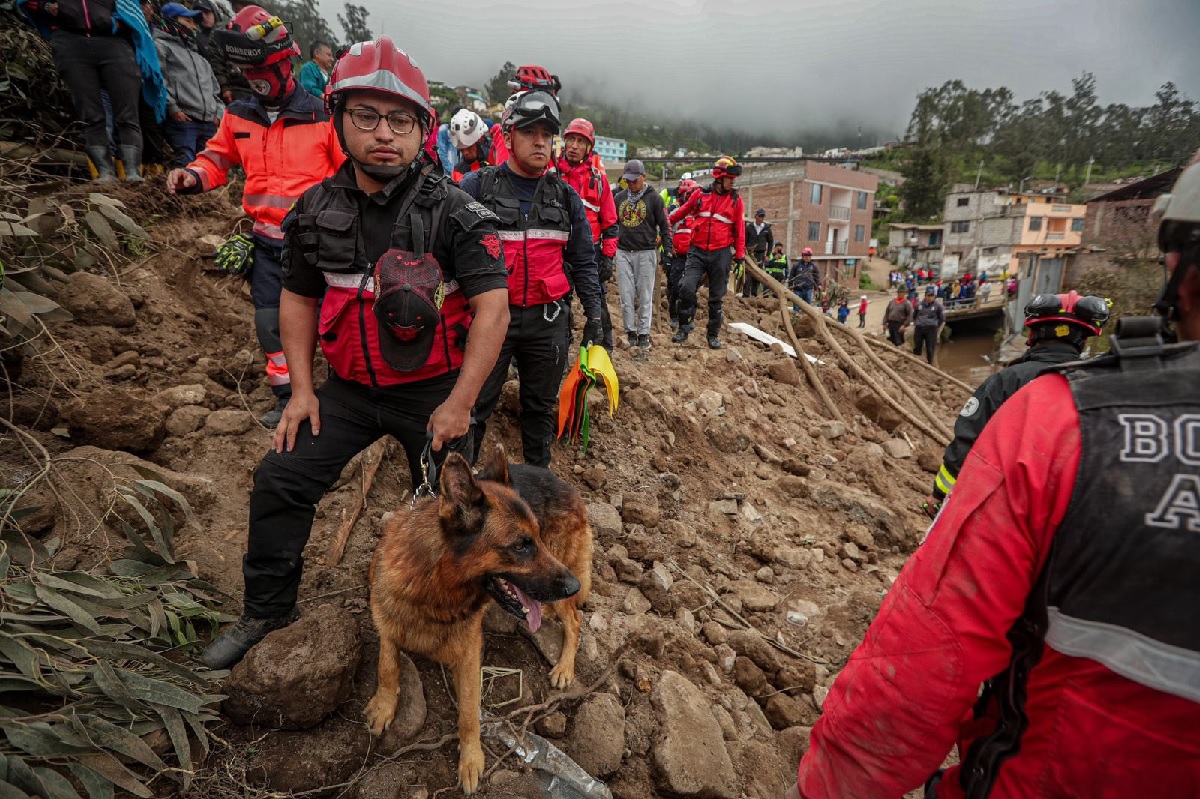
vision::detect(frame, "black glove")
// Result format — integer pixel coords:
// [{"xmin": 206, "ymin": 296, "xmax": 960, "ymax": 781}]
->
[
  {"xmin": 597, "ymin": 255, "xmax": 614, "ymax": 283},
  {"xmin": 582, "ymin": 317, "xmax": 602, "ymax": 348}
]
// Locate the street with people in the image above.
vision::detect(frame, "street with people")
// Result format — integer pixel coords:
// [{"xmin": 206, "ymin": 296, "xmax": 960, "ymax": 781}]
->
[{"xmin": 3, "ymin": 7, "xmax": 1199, "ymax": 799}]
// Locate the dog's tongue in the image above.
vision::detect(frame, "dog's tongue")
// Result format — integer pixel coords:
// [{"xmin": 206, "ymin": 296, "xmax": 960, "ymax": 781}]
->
[{"xmin": 510, "ymin": 584, "xmax": 543, "ymax": 633}]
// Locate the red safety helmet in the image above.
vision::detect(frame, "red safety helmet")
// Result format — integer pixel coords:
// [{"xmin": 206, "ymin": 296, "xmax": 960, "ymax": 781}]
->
[
  {"xmin": 213, "ymin": 5, "xmax": 299, "ymax": 67},
  {"xmin": 1024, "ymin": 291, "xmax": 1110, "ymax": 338},
  {"xmin": 510, "ymin": 64, "xmax": 562, "ymax": 95},
  {"xmin": 678, "ymin": 178, "xmax": 700, "ymax": 200},
  {"xmin": 563, "ymin": 118, "xmax": 595, "ymax": 147},
  {"xmin": 712, "ymin": 155, "xmax": 742, "ymax": 181},
  {"xmin": 325, "ymin": 37, "xmax": 434, "ymax": 130},
  {"xmin": 801, "ymin": 247, "xmax": 814, "ymax": 256}
]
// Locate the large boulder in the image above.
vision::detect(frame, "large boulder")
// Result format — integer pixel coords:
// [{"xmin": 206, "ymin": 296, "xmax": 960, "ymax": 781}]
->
[
  {"xmin": 62, "ymin": 388, "xmax": 165, "ymax": 453},
  {"xmin": 57, "ymin": 271, "xmax": 137, "ymax": 328},
  {"xmin": 568, "ymin": 692, "xmax": 626, "ymax": 778},
  {"xmin": 222, "ymin": 604, "xmax": 361, "ymax": 730},
  {"xmin": 650, "ymin": 671, "xmax": 738, "ymax": 799}
]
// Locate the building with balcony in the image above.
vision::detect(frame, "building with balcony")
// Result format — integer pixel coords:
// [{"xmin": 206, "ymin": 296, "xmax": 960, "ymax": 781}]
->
[
  {"xmin": 737, "ymin": 161, "xmax": 877, "ymax": 285},
  {"xmin": 887, "ymin": 223, "xmax": 944, "ymax": 270},
  {"xmin": 941, "ymin": 189, "xmax": 1085, "ymax": 287},
  {"xmin": 593, "ymin": 136, "xmax": 627, "ymax": 169}
]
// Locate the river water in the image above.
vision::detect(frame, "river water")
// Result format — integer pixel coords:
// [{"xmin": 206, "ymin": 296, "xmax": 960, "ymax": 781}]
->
[{"xmin": 937, "ymin": 316, "xmax": 1006, "ymax": 387}]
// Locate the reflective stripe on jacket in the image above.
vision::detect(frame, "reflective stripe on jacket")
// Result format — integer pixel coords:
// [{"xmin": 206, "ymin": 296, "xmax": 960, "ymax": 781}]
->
[
  {"xmin": 672, "ymin": 217, "xmax": 695, "ymax": 255},
  {"xmin": 185, "ymin": 90, "xmax": 344, "ymax": 240}
]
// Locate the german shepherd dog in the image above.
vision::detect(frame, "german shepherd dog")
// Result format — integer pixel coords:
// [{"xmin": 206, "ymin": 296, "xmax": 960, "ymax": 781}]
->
[{"xmin": 364, "ymin": 445, "xmax": 593, "ymax": 794}]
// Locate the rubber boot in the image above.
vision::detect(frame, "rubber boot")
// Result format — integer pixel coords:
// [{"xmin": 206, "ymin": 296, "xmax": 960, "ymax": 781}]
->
[
  {"xmin": 119, "ymin": 145, "xmax": 144, "ymax": 183},
  {"xmin": 85, "ymin": 146, "xmax": 117, "ymax": 183}
]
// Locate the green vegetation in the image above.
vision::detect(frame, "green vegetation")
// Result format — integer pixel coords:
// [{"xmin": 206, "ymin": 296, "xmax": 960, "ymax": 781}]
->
[{"xmin": 859, "ymin": 272, "xmax": 879, "ymax": 291}]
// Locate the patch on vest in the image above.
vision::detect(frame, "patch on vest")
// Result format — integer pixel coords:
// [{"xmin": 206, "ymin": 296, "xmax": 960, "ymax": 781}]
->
[
  {"xmin": 960, "ymin": 397, "xmax": 980, "ymax": 417},
  {"xmin": 465, "ymin": 201, "xmax": 500, "ymax": 222},
  {"xmin": 480, "ymin": 232, "xmax": 501, "ymax": 261}
]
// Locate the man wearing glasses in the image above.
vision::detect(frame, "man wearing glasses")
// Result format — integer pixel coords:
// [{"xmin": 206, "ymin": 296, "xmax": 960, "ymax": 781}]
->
[
  {"xmin": 199, "ymin": 37, "xmax": 510, "ymax": 670},
  {"xmin": 459, "ymin": 90, "xmax": 604, "ymax": 467}
]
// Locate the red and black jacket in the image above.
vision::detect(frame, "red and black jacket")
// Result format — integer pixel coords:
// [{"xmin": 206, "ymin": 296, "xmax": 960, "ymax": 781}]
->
[{"xmin": 669, "ymin": 185, "xmax": 746, "ymax": 258}]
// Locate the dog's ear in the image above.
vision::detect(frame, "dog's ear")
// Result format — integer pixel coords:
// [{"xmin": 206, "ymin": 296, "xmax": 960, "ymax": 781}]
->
[
  {"xmin": 439, "ymin": 453, "xmax": 484, "ymax": 533},
  {"xmin": 474, "ymin": 444, "xmax": 510, "ymax": 485}
]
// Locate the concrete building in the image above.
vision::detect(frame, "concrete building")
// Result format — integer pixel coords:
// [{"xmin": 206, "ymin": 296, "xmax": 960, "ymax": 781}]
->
[
  {"xmin": 887, "ymin": 223, "xmax": 943, "ymax": 269},
  {"xmin": 593, "ymin": 136, "xmax": 627, "ymax": 168},
  {"xmin": 1066, "ymin": 167, "xmax": 1180, "ymax": 287},
  {"xmin": 738, "ymin": 161, "xmax": 878, "ymax": 284},
  {"xmin": 941, "ymin": 189, "xmax": 1086, "ymax": 283}
]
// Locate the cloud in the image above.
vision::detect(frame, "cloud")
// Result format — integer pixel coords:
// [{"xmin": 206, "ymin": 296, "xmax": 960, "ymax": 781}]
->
[{"xmin": 320, "ymin": 0, "xmax": 1200, "ymax": 139}]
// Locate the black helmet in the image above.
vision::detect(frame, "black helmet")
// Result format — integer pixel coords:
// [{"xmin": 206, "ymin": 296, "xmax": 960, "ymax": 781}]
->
[
  {"xmin": 1024, "ymin": 291, "xmax": 1110, "ymax": 346},
  {"xmin": 501, "ymin": 90, "xmax": 560, "ymax": 133}
]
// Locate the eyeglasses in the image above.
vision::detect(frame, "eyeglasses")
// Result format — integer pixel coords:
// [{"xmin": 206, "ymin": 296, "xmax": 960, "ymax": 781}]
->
[{"xmin": 346, "ymin": 107, "xmax": 418, "ymax": 135}]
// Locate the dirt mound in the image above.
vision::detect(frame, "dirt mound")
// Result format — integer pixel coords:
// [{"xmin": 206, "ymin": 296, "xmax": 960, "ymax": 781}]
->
[{"xmin": 1, "ymin": 180, "xmax": 969, "ymax": 798}]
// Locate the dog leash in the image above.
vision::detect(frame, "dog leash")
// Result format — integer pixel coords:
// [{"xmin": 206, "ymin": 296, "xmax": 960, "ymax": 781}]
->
[{"xmin": 412, "ymin": 433, "xmax": 439, "ymax": 504}]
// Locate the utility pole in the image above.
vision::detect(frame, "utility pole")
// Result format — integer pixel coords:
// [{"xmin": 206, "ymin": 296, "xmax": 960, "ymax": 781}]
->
[
  {"xmin": 974, "ymin": 159, "xmax": 984, "ymax": 190},
  {"xmin": 1084, "ymin": 156, "xmax": 1094, "ymax": 187}
]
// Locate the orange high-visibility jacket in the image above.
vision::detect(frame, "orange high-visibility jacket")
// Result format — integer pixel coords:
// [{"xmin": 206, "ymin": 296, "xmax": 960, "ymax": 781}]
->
[{"xmin": 185, "ymin": 90, "xmax": 344, "ymax": 239}]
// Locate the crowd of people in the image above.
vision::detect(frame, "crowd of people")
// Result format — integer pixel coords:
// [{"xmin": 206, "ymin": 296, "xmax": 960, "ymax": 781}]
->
[
  {"xmin": 888, "ymin": 265, "xmax": 1015, "ymax": 309},
  {"xmin": 21, "ymin": 13, "xmax": 1200, "ymax": 797}
]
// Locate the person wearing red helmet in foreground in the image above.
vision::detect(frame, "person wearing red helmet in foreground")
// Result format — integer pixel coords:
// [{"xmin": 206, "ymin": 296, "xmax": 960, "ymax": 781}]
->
[
  {"xmin": 669, "ymin": 155, "xmax": 746, "ymax": 349},
  {"xmin": 556, "ymin": 117, "xmax": 619, "ymax": 350},
  {"xmin": 787, "ymin": 158, "xmax": 1200, "ymax": 798},
  {"xmin": 928, "ymin": 291, "xmax": 1109, "ymax": 511},
  {"xmin": 199, "ymin": 37, "xmax": 509, "ymax": 671},
  {"xmin": 167, "ymin": 6, "xmax": 344, "ymax": 427}
]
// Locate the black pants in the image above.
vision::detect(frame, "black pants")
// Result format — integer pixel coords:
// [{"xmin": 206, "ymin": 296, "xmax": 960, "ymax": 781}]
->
[
  {"xmin": 51, "ymin": 31, "xmax": 142, "ymax": 152},
  {"xmin": 678, "ymin": 247, "xmax": 731, "ymax": 338},
  {"xmin": 243, "ymin": 373, "xmax": 468, "ymax": 617},
  {"xmin": 741, "ymin": 249, "xmax": 766, "ymax": 297},
  {"xmin": 472, "ymin": 302, "xmax": 569, "ymax": 468},
  {"xmin": 858, "ymin": 312, "xmax": 867, "ymax": 328},
  {"xmin": 596, "ymin": 242, "xmax": 614, "ymax": 350},
  {"xmin": 667, "ymin": 253, "xmax": 688, "ymax": 322},
  {"xmin": 913, "ymin": 326, "xmax": 938, "ymax": 363},
  {"xmin": 886, "ymin": 321, "xmax": 906, "ymax": 346}
]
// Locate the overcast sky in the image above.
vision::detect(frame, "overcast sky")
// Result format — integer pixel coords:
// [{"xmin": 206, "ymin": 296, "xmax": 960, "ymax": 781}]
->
[{"xmin": 319, "ymin": 0, "xmax": 1200, "ymax": 141}]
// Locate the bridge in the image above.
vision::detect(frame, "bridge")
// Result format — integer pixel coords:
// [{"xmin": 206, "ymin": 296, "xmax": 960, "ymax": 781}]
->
[{"xmin": 943, "ymin": 296, "xmax": 1008, "ymax": 323}]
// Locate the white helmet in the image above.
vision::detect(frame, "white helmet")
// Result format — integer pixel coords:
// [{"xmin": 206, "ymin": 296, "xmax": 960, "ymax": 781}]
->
[{"xmin": 449, "ymin": 109, "xmax": 486, "ymax": 149}]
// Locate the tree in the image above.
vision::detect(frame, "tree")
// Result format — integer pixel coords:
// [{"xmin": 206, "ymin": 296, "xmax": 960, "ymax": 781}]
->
[
  {"xmin": 337, "ymin": 3, "xmax": 372, "ymax": 45},
  {"xmin": 273, "ymin": 0, "xmax": 336, "ymax": 59},
  {"xmin": 485, "ymin": 61, "xmax": 516, "ymax": 105},
  {"xmin": 900, "ymin": 146, "xmax": 950, "ymax": 221}
]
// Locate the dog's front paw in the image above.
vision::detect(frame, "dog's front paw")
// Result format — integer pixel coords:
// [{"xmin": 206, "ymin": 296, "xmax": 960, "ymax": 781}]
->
[
  {"xmin": 364, "ymin": 692, "xmax": 397, "ymax": 736},
  {"xmin": 459, "ymin": 741, "xmax": 485, "ymax": 794},
  {"xmin": 549, "ymin": 659, "xmax": 575, "ymax": 689}
]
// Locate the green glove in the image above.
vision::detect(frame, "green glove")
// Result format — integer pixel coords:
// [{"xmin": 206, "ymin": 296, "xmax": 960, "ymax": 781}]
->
[{"xmin": 215, "ymin": 233, "xmax": 254, "ymax": 276}]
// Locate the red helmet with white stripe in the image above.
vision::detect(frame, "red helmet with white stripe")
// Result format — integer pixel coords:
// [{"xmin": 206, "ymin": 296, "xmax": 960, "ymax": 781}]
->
[{"xmin": 325, "ymin": 37, "xmax": 434, "ymax": 130}]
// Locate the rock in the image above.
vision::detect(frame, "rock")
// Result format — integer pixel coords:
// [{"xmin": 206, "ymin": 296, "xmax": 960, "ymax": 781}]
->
[
  {"xmin": 705, "ymin": 421, "xmax": 751, "ymax": 454},
  {"xmin": 536, "ymin": 711, "xmax": 568, "ymax": 738},
  {"xmin": 772, "ymin": 546, "xmax": 811, "ymax": 570},
  {"xmin": 777, "ymin": 726, "xmax": 813, "ymax": 772},
  {"xmin": 709, "ymin": 498, "xmax": 739, "ymax": 516},
  {"xmin": 843, "ymin": 523, "xmax": 875, "ymax": 551},
  {"xmin": 614, "ymin": 557, "xmax": 644, "ymax": 584},
  {"xmin": 781, "ymin": 459, "xmax": 810, "ymax": 477},
  {"xmin": 587, "ymin": 503, "xmax": 623, "ymax": 537},
  {"xmin": 855, "ymin": 389, "xmax": 905, "ymax": 432},
  {"xmin": 57, "ymin": 271, "xmax": 136, "ymax": 328},
  {"xmin": 250, "ymin": 717, "xmax": 369, "ymax": 793},
  {"xmin": 204, "ymin": 409, "xmax": 255, "ymax": 436},
  {"xmin": 730, "ymin": 581, "xmax": 779, "ymax": 612},
  {"xmin": 8, "ymin": 481, "xmax": 59, "ymax": 537},
  {"xmin": 842, "ymin": 542, "xmax": 865, "ymax": 563},
  {"xmin": 376, "ymin": 652, "xmax": 428, "ymax": 750},
  {"xmin": 785, "ymin": 599, "xmax": 822, "ymax": 621},
  {"xmin": 818, "ymin": 420, "xmax": 846, "ymax": 439},
  {"xmin": 638, "ymin": 572, "xmax": 675, "ymax": 615},
  {"xmin": 766, "ymin": 361, "xmax": 802, "ymax": 387},
  {"xmin": 7, "ymin": 392, "xmax": 60, "ymax": 430},
  {"xmin": 104, "ymin": 363, "xmax": 137, "ymax": 381},
  {"xmin": 651, "ymin": 671, "xmax": 738, "ymax": 799},
  {"xmin": 810, "ymin": 482, "xmax": 908, "ymax": 549},
  {"xmin": 701, "ymin": 621, "xmax": 728, "ymax": 646},
  {"xmin": 755, "ymin": 566, "xmax": 774, "ymax": 583},
  {"xmin": 818, "ymin": 453, "xmax": 839, "ymax": 466},
  {"xmin": 569, "ymin": 693, "xmax": 626, "ymax": 777},
  {"xmin": 714, "ymin": 644, "xmax": 737, "ymax": 673},
  {"xmin": 155, "ymin": 384, "xmax": 207, "ymax": 410},
  {"xmin": 740, "ymin": 502, "xmax": 762, "ymax": 523},
  {"xmin": 917, "ymin": 446, "xmax": 943, "ymax": 474},
  {"xmin": 753, "ymin": 443, "xmax": 783, "ymax": 464},
  {"xmin": 165, "ymin": 405, "xmax": 210, "ymax": 436},
  {"xmin": 648, "ymin": 561, "xmax": 674, "ymax": 593},
  {"xmin": 623, "ymin": 587, "xmax": 652, "ymax": 615},
  {"xmin": 882, "ymin": 438, "xmax": 914, "ymax": 459},
  {"xmin": 774, "ymin": 662, "xmax": 816, "ymax": 696},
  {"xmin": 726, "ymin": 630, "xmax": 780, "ymax": 674},
  {"xmin": 62, "ymin": 389, "xmax": 165, "ymax": 453},
  {"xmin": 764, "ymin": 694, "xmax": 808, "ymax": 730},
  {"xmin": 732, "ymin": 656, "xmax": 769, "ymax": 697},
  {"xmin": 621, "ymin": 492, "xmax": 661, "ymax": 528},
  {"xmin": 696, "ymin": 390, "xmax": 724, "ymax": 412},
  {"xmin": 775, "ymin": 476, "xmax": 810, "ymax": 499},
  {"xmin": 581, "ymin": 466, "xmax": 607, "ymax": 490},
  {"xmin": 222, "ymin": 605, "xmax": 360, "ymax": 729},
  {"xmin": 104, "ymin": 350, "xmax": 140, "ymax": 370}
]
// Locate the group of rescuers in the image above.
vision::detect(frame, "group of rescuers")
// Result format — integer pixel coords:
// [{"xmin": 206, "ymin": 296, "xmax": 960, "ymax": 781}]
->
[{"xmin": 165, "ymin": 21, "xmax": 1200, "ymax": 799}]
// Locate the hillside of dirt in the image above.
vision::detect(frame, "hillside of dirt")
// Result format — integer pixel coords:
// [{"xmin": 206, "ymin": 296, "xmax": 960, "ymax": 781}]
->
[{"xmin": 1, "ymin": 180, "xmax": 972, "ymax": 799}]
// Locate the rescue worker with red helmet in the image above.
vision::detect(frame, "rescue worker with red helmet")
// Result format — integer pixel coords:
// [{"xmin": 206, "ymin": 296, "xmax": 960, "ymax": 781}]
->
[
  {"xmin": 669, "ymin": 156, "xmax": 746, "ymax": 349},
  {"xmin": 556, "ymin": 117, "xmax": 619, "ymax": 350},
  {"xmin": 166, "ymin": 6, "xmax": 344, "ymax": 427},
  {"xmin": 667, "ymin": 178, "xmax": 700, "ymax": 330},
  {"xmin": 930, "ymin": 291, "xmax": 1109, "ymax": 507},
  {"xmin": 199, "ymin": 38, "xmax": 510, "ymax": 680},
  {"xmin": 788, "ymin": 158, "xmax": 1200, "ymax": 799},
  {"xmin": 448, "ymin": 108, "xmax": 495, "ymax": 182},
  {"xmin": 459, "ymin": 90, "xmax": 604, "ymax": 467}
]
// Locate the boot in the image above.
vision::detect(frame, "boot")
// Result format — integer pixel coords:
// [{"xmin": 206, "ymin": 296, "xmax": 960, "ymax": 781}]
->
[
  {"xmin": 85, "ymin": 146, "xmax": 117, "ymax": 183},
  {"xmin": 638, "ymin": 334, "xmax": 650, "ymax": 353},
  {"xmin": 707, "ymin": 336, "xmax": 722, "ymax": 350},
  {"xmin": 119, "ymin": 145, "xmax": 144, "ymax": 183},
  {"xmin": 668, "ymin": 317, "xmax": 679, "ymax": 332},
  {"xmin": 199, "ymin": 608, "xmax": 300, "ymax": 669},
  {"xmin": 260, "ymin": 395, "xmax": 289, "ymax": 428},
  {"xmin": 672, "ymin": 324, "xmax": 692, "ymax": 344},
  {"xmin": 627, "ymin": 331, "xmax": 638, "ymax": 348}
]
